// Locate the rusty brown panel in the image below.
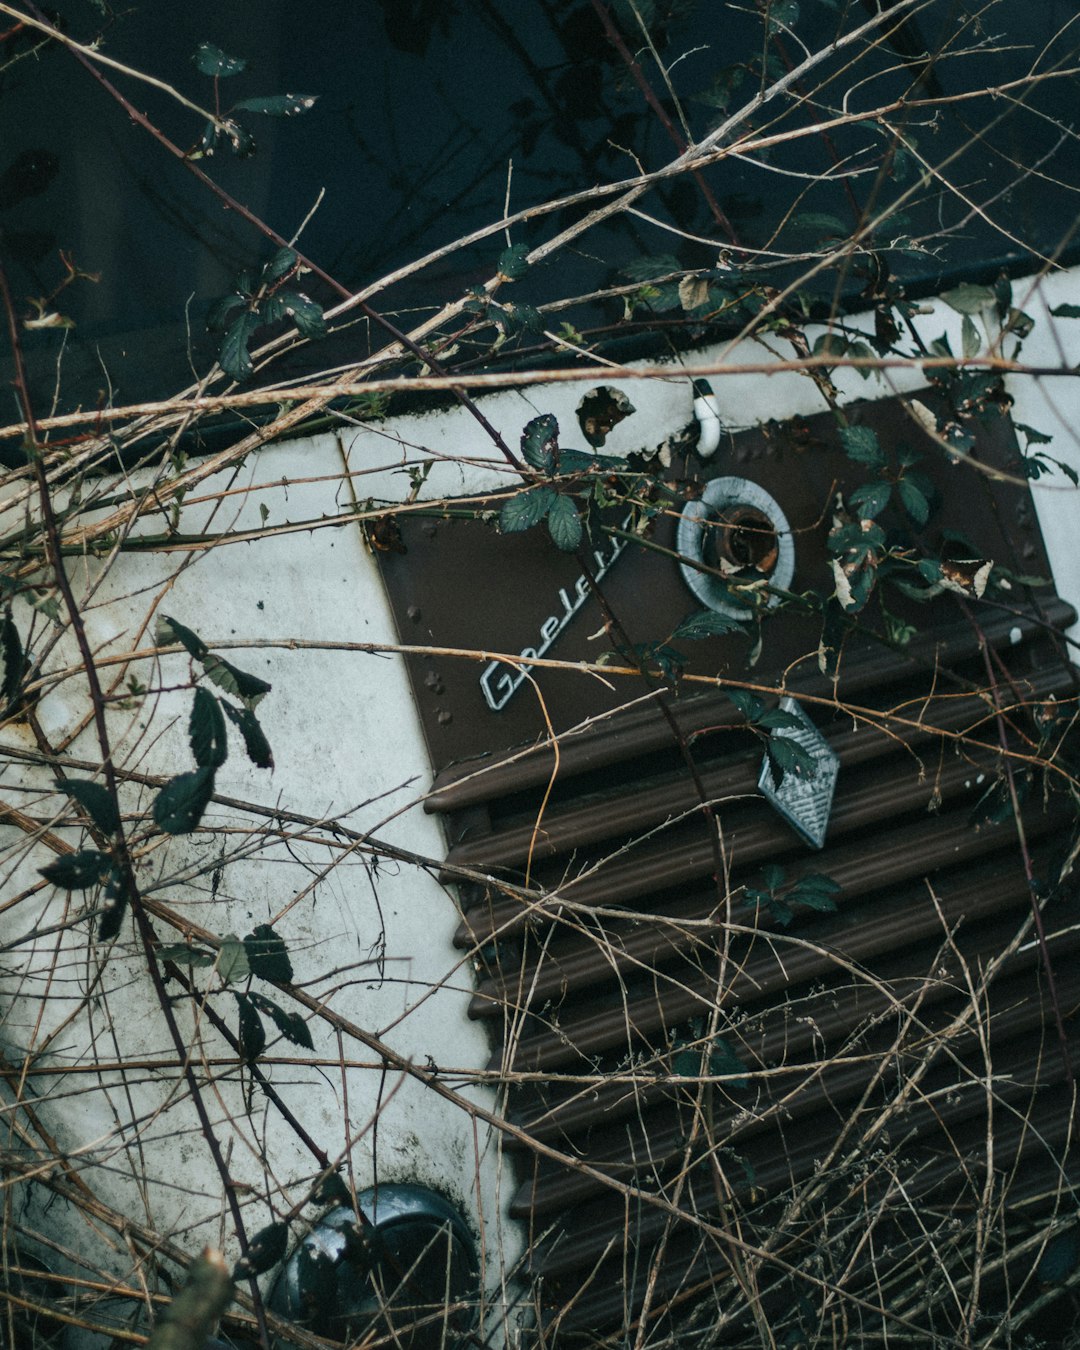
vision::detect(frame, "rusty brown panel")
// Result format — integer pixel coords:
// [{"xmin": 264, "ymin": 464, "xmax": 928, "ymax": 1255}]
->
[
  {"xmin": 495, "ymin": 801, "xmax": 1070, "ymax": 1073},
  {"xmin": 377, "ymin": 392, "xmax": 1061, "ymax": 777},
  {"xmin": 512, "ymin": 965, "xmax": 1080, "ymax": 1221},
  {"xmin": 447, "ymin": 664, "xmax": 1074, "ymax": 875}
]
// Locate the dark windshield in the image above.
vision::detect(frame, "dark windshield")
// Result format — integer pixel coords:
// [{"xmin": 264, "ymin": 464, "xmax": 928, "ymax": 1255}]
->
[{"xmin": 2, "ymin": 0, "xmax": 1078, "ymax": 412}]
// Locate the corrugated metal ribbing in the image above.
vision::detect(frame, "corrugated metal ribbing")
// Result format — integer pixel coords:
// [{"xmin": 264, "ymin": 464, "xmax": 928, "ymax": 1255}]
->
[{"xmin": 427, "ymin": 603, "xmax": 1080, "ymax": 1338}]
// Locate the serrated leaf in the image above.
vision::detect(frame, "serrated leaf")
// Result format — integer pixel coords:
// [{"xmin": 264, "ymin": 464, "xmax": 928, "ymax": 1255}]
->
[
  {"xmin": 769, "ymin": 735, "xmax": 816, "ymax": 779},
  {"xmin": 897, "ymin": 477, "xmax": 930, "ymax": 526},
  {"xmin": 756, "ymin": 707, "xmax": 803, "ymax": 731},
  {"xmin": 263, "ymin": 247, "xmax": 298, "ymax": 284},
  {"xmin": 157, "ymin": 615, "xmax": 208, "ymax": 659},
  {"xmin": 243, "ymin": 924, "xmax": 293, "ymax": 983},
  {"xmin": 678, "ymin": 275, "xmax": 710, "ymax": 311},
  {"xmin": 218, "ymin": 935, "xmax": 251, "ymax": 985},
  {"xmin": 848, "ymin": 481, "xmax": 892, "ymax": 519},
  {"xmin": 222, "ymin": 701, "xmax": 274, "ymax": 769},
  {"xmin": 98, "ymin": 871, "xmax": 129, "ymax": 942},
  {"xmin": 153, "ymin": 767, "xmax": 215, "ymax": 835},
  {"xmin": 314, "ymin": 1173, "xmax": 352, "ymax": 1206},
  {"xmin": 940, "ymin": 283, "xmax": 995, "ymax": 315},
  {"xmin": 153, "ymin": 943, "xmax": 217, "ymax": 968},
  {"xmin": 218, "ymin": 309, "xmax": 260, "ymax": 382},
  {"xmin": 233, "ymin": 993, "xmax": 266, "ymax": 1064},
  {"xmin": 792, "ymin": 873, "xmax": 840, "ymax": 912},
  {"xmin": 838, "ymin": 424, "xmax": 884, "ymax": 467},
  {"xmin": 498, "ymin": 243, "xmax": 529, "ymax": 280},
  {"xmin": 500, "ymin": 486, "xmax": 555, "ymax": 533},
  {"xmin": 233, "ymin": 93, "xmax": 318, "ymax": 117},
  {"xmin": 235, "ymin": 1220, "xmax": 288, "ymax": 1278},
  {"xmin": 1014, "ymin": 422, "xmax": 1053, "ymax": 447},
  {"xmin": 961, "ymin": 313, "xmax": 981, "ymax": 358},
  {"xmin": 249, "ymin": 991, "xmax": 314, "ymax": 1050},
  {"xmin": 271, "ymin": 289, "xmax": 325, "ymax": 339},
  {"xmin": 791, "ymin": 212, "xmax": 845, "ymax": 237},
  {"xmin": 193, "ymin": 43, "xmax": 247, "ymax": 77},
  {"xmin": 672, "ymin": 610, "xmax": 745, "ymax": 640},
  {"xmin": 39, "ymin": 849, "xmax": 110, "ymax": 890},
  {"xmin": 1, "ymin": 610, "xmax": 25, "ymax": 706},
  {"xmin": 202, "ymin": 654, "xmax": 271, "ymax": 709},
  {"xmin": 546, "ymin": 494, "xmax": 583, "ymax": 552},
  {"xmin": 190, "ymin": 687, "xmax": 228, "ymax": 769},
  {"xmin": 56, "ymin": 778, "xmax": 120, "ymax": 835},
  {"xmin": 206, "ymin": 291, "xmax": 248, "ymax": 332},
  {"xmin": 1050, "ymin": 303, "xmax": 1080, "ymax": 319},
  {"xmin": 220, "ymin": 118, "xmax": 256, "ymax": 158},
  {"xmin": 728, "ymin": 688, "xmax": 764, "ymax": 722},
  {"xmin": 1037, "ymin": 1230, "xmax": 1080, "ymax": 1284},
  {"xmin": 521, "ymin": 414, "xmax": 559, "ymax": 472}
]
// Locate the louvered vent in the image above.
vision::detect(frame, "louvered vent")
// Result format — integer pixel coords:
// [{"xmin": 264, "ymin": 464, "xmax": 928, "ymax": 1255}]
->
[{"xmin": 379, "ymin": 393, "xmax": 1080, "ymax": 1342}]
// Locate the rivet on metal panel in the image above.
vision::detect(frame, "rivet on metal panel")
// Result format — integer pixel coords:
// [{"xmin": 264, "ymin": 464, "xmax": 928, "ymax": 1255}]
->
[
  {"xmin": 425, "ymin": 671, "xmax": 444, "ymax": 694},
  {"xmin": 407, "ymin": 605, "xmax": 422, "ymax": 622}
]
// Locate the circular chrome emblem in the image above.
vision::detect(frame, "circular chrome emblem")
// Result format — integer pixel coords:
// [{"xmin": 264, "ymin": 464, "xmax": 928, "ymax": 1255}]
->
[{"xmin": 676, "ymin": 477, "xmax": 795, "ymax": 617}]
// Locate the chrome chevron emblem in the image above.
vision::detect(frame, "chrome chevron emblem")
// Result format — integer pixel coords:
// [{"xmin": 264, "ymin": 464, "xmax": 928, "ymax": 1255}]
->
[{"xmin": 757, "ymin": 696, "xmax": 839, "ymax": 850}]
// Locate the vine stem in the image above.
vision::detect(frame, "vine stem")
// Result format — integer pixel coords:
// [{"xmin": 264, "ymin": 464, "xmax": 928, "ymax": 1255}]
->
[
  {"xmin": 962, "ymin": 599, "xmax": 1073, "ymax": 1084},
  {"xmin": 0, "ymin": 258, "xmax": 274, "ymax": 1350}
]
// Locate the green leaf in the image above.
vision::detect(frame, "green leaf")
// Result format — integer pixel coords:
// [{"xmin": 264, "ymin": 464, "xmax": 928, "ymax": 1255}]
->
[
  {"xmin": 940, "ymin": 283, "xmax": 995, "ymax": 315},
  {"xmin": 707, "ymin": 1036, "xmax": 749, "ymax": 1088},
  {"xmin": 39, "ymin": 849, "xmax": 110, "ymax": 890},
  {"xmin": 219, "ymin": 118, "xmax": 255, "ymax": 158},
  {"xmin": 222, "ymin": 702, "xmax": 274, "ymax": 769},
  {"xmin": 838, "ymin": 424, "xmax": 884, "ymax": 468},
  {"xmin": 1050, "ymin": 304, "xmax": 1080, "ymax": 319},
  {"xmin": 1014, "ymin": 422, "xmax": 1053, "ymax": 447},
  {"xmin": 153, "ymin": 943, "xmax": 217, "ymax": 968},
  {"xmin": 218, "ymin": 309, "xmax": 260, "ymax": 382},
  {"xmin": 190, "ymin": 688, "xmax": 228, "ymax": 769},
  {"xmin": 235, "ymin": 1220, "xmax": 288, "ymax": 1278},
  {"xmin": 546, "ymin": 494, "xmax": 583, "ymax": 552},
  {"xmin": 961, "ymin": 313, "xmax": 981, "ymax": 359},
  {"xmin": 848, "ymin": 481, "xmax": 892, "ymax": 519},
  {"xmin": 233, "ymin": 993, "xmax": 266, "ymax": 1064},
  {"xmin": 243, "ymin": 925, "xmax": 293, "ymax": 983},
  {"xmin": 265, "ymin": 289, "xmax": 325, "ymax": 339},
  {"xmin": 206, "ymin": 291, "xmax": 248, "ymax": 332},
  {"xmin": 314, "ymin": 1173, "xmax": 352, "ymax": 1206},
  {"xmin": 218, "ymin": 935, "xmax": 251, "ymax": 985},
  {"xmin": 98, "ymin": 870, "xmax": 129, "ymax": 941},
  {"xmin": 521, "ymin": 413, "xmax": 559, "ymax": 472},
  {"xmin": 233, "ymin": 93, "xmax": 318, "ymax": 117},
  {"xmin": 672, "ymin": 610, "xmax": 746, "ymax": 641},
  {"xmin": 498, "ymin": 243, "xmax": 529, "ymax": 280},
  {"xmin": 791, "ymin": 212, "xmax": 845, "ymax": 237},
  {"xmin": 897, "ymin": 477, "xmax": 930, "ymax": 526},
  {"xmin": 761, "ymin": 863, "xmax": 786, "ymax": 892},
  {"xmin": 727, "ymin": 688, "xmax": 764, "ymax": 722},
  {"xmin": 263, "ymin": 247, "xmax": 298, "ymax": 284},
  {"xmin": 202, "ymin": 654, "xmax": 272, "ymax": 709},
  {"xmin": 193, "ymin": 43, "xmax": 247, "ymax": 77},
  {"xmin": 500, "ymin": 485, "xmax": 555, "ymax": 533},
  {"xmin": 791, "ymin": 873, "xmax": 840, "ymax": 913},
  {"xmin": 153, "ymin": 767, "xmax": 215, "ymax": 835},
  {"xmin": 756, "ymin": 707, "xmax": 803, "ymax": 731},
  {"xmin": 813, "ymin": 332, "xmax": 848, "ymax": 359},
  {"xmin": 249, "ymin": 991, "xmax": 314, "ymax": 1050},
  {"xmin": 1, "ymin": 610, "xmax": 25, "ymax": 706},
  {"xmin": 1037, "ymin": 1230, "xmax": 1080, "ymax": 1284},
  {"xmin": 56, "ymin": 778, "xmax": 120, "ymax": 836},
  {"xmin": 769, "ymin": 735, "xmax": 816, "ymax": 779},
  {"xmin": 157, "ymin": 614, "xmax": 208, "ymax": 659}
]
